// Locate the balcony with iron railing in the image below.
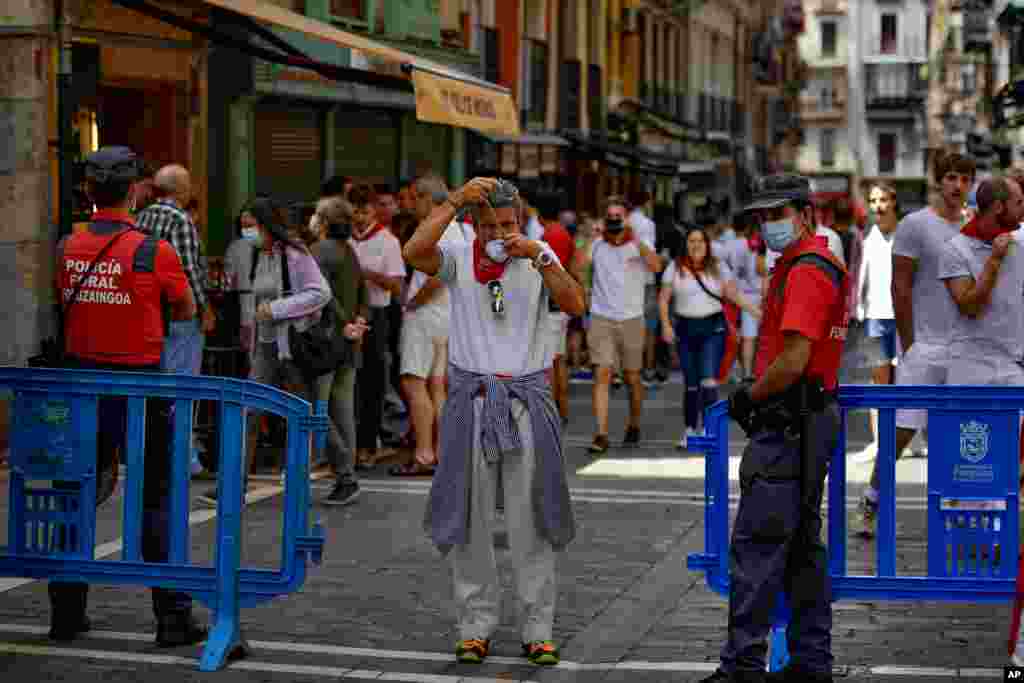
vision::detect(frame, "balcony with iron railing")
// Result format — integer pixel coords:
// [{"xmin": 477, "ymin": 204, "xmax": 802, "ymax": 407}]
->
[{"xmin": 865, "ymin": 63, "xmax": 927, "ymax": 119}]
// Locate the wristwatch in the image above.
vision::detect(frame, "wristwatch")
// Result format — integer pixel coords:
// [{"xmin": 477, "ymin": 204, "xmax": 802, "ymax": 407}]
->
[{"xmin": 533, "ymin": 248, "xmax": 556, "ymax": 270}]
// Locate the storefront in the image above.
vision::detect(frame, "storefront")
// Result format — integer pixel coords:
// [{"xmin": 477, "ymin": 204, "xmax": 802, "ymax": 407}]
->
[{"xmin": 66, "ymin": 0, "xmax": 202, "ymax": 225}]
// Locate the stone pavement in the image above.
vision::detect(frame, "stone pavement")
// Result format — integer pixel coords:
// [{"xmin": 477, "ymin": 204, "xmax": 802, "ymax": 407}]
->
[{"xmin": 0, "ymin": 379, "xmax": 1014, "ymax": 682}]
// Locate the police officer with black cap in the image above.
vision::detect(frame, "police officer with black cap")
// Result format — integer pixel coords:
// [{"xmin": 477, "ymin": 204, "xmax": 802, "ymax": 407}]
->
[
  {"xmin": 49, "ymin": 146, "xmax": 207, "ymax": 646},
  {"xmin": 701, "ymin": 175, "xmax": 849, "ymax": 683}
]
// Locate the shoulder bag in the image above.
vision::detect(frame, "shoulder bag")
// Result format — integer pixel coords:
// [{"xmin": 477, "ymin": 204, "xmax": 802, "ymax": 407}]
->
[{"xmin": 276, "ymin": 247, "xmax": 351, "ymax": 378}]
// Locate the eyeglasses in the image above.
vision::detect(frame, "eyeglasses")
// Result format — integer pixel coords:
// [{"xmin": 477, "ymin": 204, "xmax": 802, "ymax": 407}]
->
[{"xmin": 487, "ymin": 280, "xmax": 505, "ymax": 317}]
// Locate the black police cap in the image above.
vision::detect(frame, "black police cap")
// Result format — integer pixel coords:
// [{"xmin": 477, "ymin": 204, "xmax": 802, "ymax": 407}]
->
[
  {"xmin": 84, "ymin": 146, "xmax": 142, "ymax": 184},
  {"xmin": 743, "ymin": 173, "xmax": 812, "ymax": 212}
]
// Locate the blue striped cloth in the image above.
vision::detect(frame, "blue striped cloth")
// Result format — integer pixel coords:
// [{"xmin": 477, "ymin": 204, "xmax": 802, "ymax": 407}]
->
[{"xmin": 425, "ymin": 364, "xmax": 576, "ymax": 555}]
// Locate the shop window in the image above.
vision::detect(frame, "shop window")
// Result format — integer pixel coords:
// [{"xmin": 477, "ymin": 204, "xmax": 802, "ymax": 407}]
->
[{"xmin": 878, "ymin": 132, "xmax": 897, "ymax": 174}]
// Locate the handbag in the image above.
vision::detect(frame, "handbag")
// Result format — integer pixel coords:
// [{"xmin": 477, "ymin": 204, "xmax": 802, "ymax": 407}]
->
[
  {"xmin": 671, "ymin": 268, "xmax": 736, "ymax": 339},
  {"xmin": 276, "ymin": 248, "xmax": 351, "ymax": 378},
  {"xmin": 28, "ymin": 227, "xmax": 136, "ymax": 368}
]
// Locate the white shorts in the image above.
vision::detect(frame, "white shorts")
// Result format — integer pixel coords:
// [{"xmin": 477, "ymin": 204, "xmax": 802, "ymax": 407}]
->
[
  {"xmin": 400, "ymin": 313, "xmax": 448, "ymax": 379},
  {"xmin": 894, "ymin": 342, "xmax": 949, "ymax": 431},
  {"xmin": 946, "ymin": 351, "xmax": 1024, "ymax": 387}
]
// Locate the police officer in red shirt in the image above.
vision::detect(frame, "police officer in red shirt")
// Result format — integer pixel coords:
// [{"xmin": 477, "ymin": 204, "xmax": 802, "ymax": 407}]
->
[
  {"xmin": 50, "ymin": 146, "xmax": 206, "ymax": 647},
  {"xmin": 702, "ymin": 175, "xmax": 848, "ymax": 683}
]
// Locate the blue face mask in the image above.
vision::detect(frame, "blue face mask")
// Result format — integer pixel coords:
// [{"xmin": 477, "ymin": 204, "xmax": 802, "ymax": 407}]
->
[{"xmin": 762, "ymin": 217, "xmax": 798, "ymax": 252}]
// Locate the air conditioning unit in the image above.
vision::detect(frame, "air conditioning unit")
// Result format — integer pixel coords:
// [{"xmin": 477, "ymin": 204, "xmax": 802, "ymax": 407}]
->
[{"xmin": 621, "ymin": 7, "xmax": 639, "ymax": 33}]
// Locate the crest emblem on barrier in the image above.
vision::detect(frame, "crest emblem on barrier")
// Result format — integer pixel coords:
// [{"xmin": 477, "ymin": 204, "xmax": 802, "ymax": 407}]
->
[{"xmin": 959, "ymin": 420, "xmax": 990, "ymax": 463}]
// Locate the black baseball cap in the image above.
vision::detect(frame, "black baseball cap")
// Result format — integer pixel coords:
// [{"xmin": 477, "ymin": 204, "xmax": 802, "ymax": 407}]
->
[
  {"xmin": 743, "ymin": 173, "xmax": 812, "ymax": 212},
  {"xmin": 84, "ymin": 146, "xmax": 143, "ymax": 184}
]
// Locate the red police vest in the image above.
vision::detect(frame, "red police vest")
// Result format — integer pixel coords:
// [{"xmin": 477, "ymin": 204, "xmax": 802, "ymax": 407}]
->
[
  {"xmin": 58, "ymin": 219, "xmax": 165, "ymax": 366},
  {"xmin": 754, "ymin": 237, "xmax": 849, "ymax": 390}
]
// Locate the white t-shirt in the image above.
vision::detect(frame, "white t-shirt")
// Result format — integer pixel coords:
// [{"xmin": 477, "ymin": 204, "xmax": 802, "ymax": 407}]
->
[
  {"xmin": 590, "ymin": 238, "xmax": 648, "ymax": 321},
  {"xmin": 628, "ymin": 208, "xmax": 656, "ymax": 285},
  {"xmin": 405, "ymin": 221, "xmax": 473, "ymax": 326},
  {"xmin": 858, "ymin": 225, "xmax": 896, "ymax": 320},
  {"xmin": 349, "ymin": 227, "xmax": 406, "ymax": 308},
  {"xmin": 816, "ymin": 226, "xmax": 846, "ymax": 265},
  {"xmin": 437, "ymin": 240, "xmax": 559, "ymax": 376},
  {"xmin": 716, "ymin": 237, "xmax": 759, "ymax": 296},
  {"xmin": 892, "ymin": 207, "xmax": 962, "ymax": 346},
  {"xmin": 938, "ymin": 229, "xmax": 1024, "ymax": 360},
  {"xmin": 662, "ymin": 260, "xmax": 734, "ymax": 318}
]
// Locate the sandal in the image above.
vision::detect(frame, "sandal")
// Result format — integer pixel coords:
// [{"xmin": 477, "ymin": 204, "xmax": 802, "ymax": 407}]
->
[
  {"xmin": 522, "ymin": 640, "xmax": 560, "ymax": 666},
  {"xmin": 455, "ymin": 638, "xmax": 490, "ymax": 663},
  {"xmin": 388, "ymin": 463, "xmax": 435, "ymax": 477}
]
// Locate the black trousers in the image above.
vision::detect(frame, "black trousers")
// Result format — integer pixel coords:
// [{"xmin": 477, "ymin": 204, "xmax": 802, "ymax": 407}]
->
[
  {"xmin": 49, "ymin": 357, "xmax": 192, "ymax": 621},
  {"xmin": 719, "ymin": 402, "xmax": 839, "ymax": 675},
  {"xmin": 355, "ymin": 306, "xmax": 391, "ymax": 451}
]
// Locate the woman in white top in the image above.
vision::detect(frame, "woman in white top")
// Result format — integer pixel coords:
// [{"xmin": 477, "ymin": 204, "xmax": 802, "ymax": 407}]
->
[{"xmin": 659, "ymin": 227, "xmax": 760, "ymax": 449}]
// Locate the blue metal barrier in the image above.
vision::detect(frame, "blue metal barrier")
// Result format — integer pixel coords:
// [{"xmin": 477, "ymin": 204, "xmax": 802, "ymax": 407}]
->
[
  {"xmin": 686, "ymin": 385, "xmax": 1021, "ymax": 671},
  {"xmin": 0, "ymin": 367, "xmax": 328, "ymax": 671}
]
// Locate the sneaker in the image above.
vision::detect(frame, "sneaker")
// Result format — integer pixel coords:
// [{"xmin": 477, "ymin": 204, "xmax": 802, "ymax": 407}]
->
[
  {"xmin": 155, "ymin": 614, "xmax": 208, "ymax": 648},
  {"xmin": 623, "ymin": 426, "xmax": 640, "ymax": 447},
  {"xmin": 855, "ymin": 497, "xmax": 878, "ymax": 538},
  {"xmin": 588, "ymin": 434, "xmax": 609, "ymax": 454},
  {"xmin": 48, "ymin": 615, "xmax": 91, "ymax": 642},
  {"xmin": 323, "ymin": 479, "xmax": 360, "ymax": 506},
  {"xmin": 196, "ymin": 488, "xmax": 218, "ymax": 508},
  {"xmin": 455, "ymin": 638, "xmax": 490, "ymax": 663},
  {"xmin": 522, "ymin": 640, "xmax": 560, "ymax": 666}
]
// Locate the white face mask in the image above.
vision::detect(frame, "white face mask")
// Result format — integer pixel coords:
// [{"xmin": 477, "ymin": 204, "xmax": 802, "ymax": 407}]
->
[
  {"xmin": 485, "ymin": 239, "xmax": 509, "ymax": 263},
  {"xmin": 242, "ymin": 227, "xmax": 260, "ymax": 241},
  {"xmin": 762, "ymin": 217, "xmax": 798, "ymax": 253}
]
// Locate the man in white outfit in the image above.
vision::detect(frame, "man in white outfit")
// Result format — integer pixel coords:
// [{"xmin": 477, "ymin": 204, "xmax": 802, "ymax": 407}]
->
[
  {"xmin": 856, "ymin": 152, "xmax": 976, "ymax": 537},
  {"xmin": 404, "ymin": 178, "xmax": 585, "ymax": 667},
  {"xmin": 940, "ymin": 176, "xmax": 1024, "ymax": 386}
]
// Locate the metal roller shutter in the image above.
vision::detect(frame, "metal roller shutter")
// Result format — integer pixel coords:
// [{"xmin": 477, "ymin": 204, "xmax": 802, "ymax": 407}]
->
[{"xmin": 254, "ymin": 104, "xmax": 323, "ymax": 206}]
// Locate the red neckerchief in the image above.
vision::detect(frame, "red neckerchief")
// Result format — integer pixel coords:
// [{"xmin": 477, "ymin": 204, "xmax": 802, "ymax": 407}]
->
[
  {"xmin": 91, "ymin": 209, "xmax": 136, "ymax": 226},
  {"xmin": 352, "ymin": 223, "xmax": 384, "ymax": 242},
  {"xmin": 961, "ymin": 215, "xmax": 1016, "ymax": 243},
  {"xmin": 472, "ymin": 238, "xmax": 508, "ymax": 284}
]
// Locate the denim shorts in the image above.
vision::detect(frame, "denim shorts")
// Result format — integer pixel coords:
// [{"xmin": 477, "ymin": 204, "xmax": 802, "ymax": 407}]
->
[{"xmin": 866, "ymin": 318, "xmax": 897, "ymax": 361}]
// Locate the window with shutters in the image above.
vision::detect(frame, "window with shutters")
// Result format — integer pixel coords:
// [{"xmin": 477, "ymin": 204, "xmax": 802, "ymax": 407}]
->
[
  {"xmin": 878, "ymin": 132, "xmax": 897, "ymax": 174},
  {"xmin": 880, "ymin": 13, "xmax": 897, "ymax": 55},
  {"xmin": 560, "ymin": 60, "xmax": 582, "ymax": 130},
  {"xmin": 821, "ymin": 20, "xmax": 836, "ymax": 58},
  {"xmin": 820, "ymin": 128, "xmax": 835, "ymax": 168},
  {"xmin": 520, "ymin": 39, "xmax": 549, "ymax": 129},
  {"xmin": 481, "ymin": 27, "xmax": 500, "ymax": 84},
  {"xmin": 330, "ymin": 0, "xmax": 368, "ymax": 28},
  {"xmin": 589, "ymin": 65, "xmax": 603, "ymax": 130}
]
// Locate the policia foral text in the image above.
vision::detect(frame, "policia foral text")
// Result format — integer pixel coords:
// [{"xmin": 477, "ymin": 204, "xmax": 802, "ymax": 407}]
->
[{"xmin": 702, "ymin": 175, "xmax": 849, "ymax": 683}]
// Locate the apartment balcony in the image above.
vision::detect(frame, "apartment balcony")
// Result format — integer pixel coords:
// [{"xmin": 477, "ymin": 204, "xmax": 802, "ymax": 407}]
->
[
  {"xmin": 865, "ymin": 63, "xmax": 927, "ymax": 121},
  {"xmin": 963, "ymin": 2, "xmax": 994, "ymax": 53},
  {"xmin": 800, "ymin": 90, "xmax": 847, "ymax": 123}
]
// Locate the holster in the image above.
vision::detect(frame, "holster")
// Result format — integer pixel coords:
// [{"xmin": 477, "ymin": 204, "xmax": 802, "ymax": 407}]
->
[{"xmin": 752, "ymin": 378, "xmax": 834, "ymax": 436}]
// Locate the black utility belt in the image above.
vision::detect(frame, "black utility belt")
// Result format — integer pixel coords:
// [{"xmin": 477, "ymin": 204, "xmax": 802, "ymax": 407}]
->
[{"xmin": 754, "ymin": 379, "xmax": 835, "ymax": 434}]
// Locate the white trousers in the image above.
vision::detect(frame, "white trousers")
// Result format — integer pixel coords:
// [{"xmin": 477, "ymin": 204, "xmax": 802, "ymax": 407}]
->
[{"xmin": 450, "ymin": 398, "xmax": 558, "ymax": 643}]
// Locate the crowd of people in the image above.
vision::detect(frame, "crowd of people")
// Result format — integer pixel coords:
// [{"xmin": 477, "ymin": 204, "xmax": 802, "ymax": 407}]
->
[{"xmin": 49, "ymin": 141, "xmax": 1024, "ymax": 676}]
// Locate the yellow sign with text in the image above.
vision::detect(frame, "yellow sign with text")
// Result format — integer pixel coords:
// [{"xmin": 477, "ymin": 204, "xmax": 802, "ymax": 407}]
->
[{"xmin": 412, "ymin": 70, "xmax": 521, "ymax": 139}]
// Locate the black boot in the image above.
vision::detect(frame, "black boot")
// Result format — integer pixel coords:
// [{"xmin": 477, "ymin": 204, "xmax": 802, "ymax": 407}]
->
[
  {"xmin": 699, "ymin": 669, "xmax": 765, "ymax": 683},
  {"xmin": 765, "ymin": 664, "xmax": 832, "ymax": 683},
  {"xmin": 48, "ymin": 582, "xmax": 91, "ymax": 642},
  {"xmin": 155, "ymin": 612, "xmax": 208, "ymax": 647}
]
